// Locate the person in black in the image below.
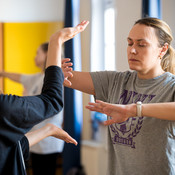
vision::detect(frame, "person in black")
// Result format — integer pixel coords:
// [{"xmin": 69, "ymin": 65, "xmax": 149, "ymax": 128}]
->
[{"xmin": 0, "ymin": 20, "xmax": 89, "ymax": 175}]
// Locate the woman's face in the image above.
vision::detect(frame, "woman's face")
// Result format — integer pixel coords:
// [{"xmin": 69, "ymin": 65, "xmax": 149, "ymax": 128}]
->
[
  {"xmin": 34, "ymin": 46, "xmax": 47, "ymax": 68},
  {"xmin": 127, "ymin": 24, "xmax": 163, "ymax": 76}
]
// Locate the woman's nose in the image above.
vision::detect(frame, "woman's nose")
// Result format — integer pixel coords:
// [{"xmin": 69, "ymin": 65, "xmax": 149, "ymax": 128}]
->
[{"xmin": 130, "ymin": 46, "xmax": 137, "ymax": 54}]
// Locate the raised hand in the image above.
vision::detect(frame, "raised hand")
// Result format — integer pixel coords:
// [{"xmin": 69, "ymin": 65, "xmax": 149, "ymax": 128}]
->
[
  {"xmin": 86, "ymin": 100, "xmax": 136, "ymax": 125},
  {"xmin": 50, "ymin": 20, "xmax": 89, "ymax": 45},
  {"xmin": 46, "ymin": 20, "xmax": 89, "ymax": 68},
  {"xmin": 61, "ymin": 58, "xmax": 73, "ymax": 86}
]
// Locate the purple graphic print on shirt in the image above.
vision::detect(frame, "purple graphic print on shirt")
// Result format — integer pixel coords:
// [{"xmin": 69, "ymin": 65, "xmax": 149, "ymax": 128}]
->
[{"xmin": 110, "ymin": 89, "xmax": 156, "ymax": 148}]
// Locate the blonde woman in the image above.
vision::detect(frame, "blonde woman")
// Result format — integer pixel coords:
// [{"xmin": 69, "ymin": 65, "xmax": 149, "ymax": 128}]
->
[{"xmin": 62, "ymin": 18, "xmax": 175, "ymax": 175}]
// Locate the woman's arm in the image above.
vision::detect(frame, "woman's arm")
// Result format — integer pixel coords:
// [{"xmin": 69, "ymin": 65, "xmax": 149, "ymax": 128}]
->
[
  {"xmin": 61, "ymin": 58, "xmax": 95, "ymax": 95},
  {"xmin": 25, "ymin": 123, "xmax": 77, "ymax": 147},
  {"xmin": 0, "ymin": 21, "xmax": 90, "ymax": 137},
  {"xmin": 86, "ymin": 100, "xmax": 175, "ymax": 125},
  {"xmin": 0, "ymin": 71, "xmax": 21, "ymax": 83},
  {"xmin": 142, "ymin": 102, "xmax": 175, "ymax": 120},
  {"xmin": 46, "ymin": 20, "xmax": 89, "ymax": 68}
]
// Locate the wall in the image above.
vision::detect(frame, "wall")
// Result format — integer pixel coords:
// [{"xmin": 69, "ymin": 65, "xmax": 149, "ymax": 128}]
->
[
  {"xmin": 80, "ymin": 0, "xmax": 92, "ymax": 140},
  {"xmin": 0, "ymin": 0, "xmax": 64, "ymax": 22},
  {"xmin": 162, "ymin": 0, "xmax": 175, "ymax": 47},
  {"xmin": 115, "ymin": 0, "xmax": 141, "ymax": 71}
]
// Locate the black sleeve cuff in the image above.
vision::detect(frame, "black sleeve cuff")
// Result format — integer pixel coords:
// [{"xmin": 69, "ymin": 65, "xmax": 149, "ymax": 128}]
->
[{"xmin": 20, "ymin": 136, "xmax": 30, "ymax": 161}]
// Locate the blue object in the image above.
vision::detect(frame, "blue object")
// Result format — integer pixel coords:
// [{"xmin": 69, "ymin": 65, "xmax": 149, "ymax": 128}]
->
[
  {"xmin": 91, "ymin": 112, "xmax": 107, "ymax": 140},
  {"xmin": 142, "ymin": 0, "xmax": 162, "ymax": 19}
]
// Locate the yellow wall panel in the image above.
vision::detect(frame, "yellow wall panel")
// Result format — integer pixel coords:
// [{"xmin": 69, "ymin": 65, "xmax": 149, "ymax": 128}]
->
[{"xmin": 3, "ymin": 22, "xmax": 63, "ymax": 95}]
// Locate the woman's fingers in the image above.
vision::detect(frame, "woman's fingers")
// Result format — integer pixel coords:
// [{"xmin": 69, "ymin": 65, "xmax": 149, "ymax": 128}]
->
[
  {"xmin": 65, "ymin": 136, "xmax": 78, "ymax": 146},
  {"xmin": 62, "ymin": 132, "xmax": 78, "ymax": 146},
  {"xmin": 64, "ymin": 71, "xmax": 73, "ymax": 78},
  {"xmin": 104, "ymin": 119, "xmax": 115, "ymax": 126},
  {"xmin": 61, "ymin": 20, "xmax": 89, "ymax": 42},
  {"xmin": 62, "ymin": 58, "xmax": 71, "ymax": 64},
  {"xmin": 54, "ymin": 127, "xmax": 77, "ymax": 146},
  {"xmin": 69, "ymin": 20, "xmax": 89, "ymax": 38},
  {"xmin": 62, "ymin": 61, "xmax": 73, "ymax": 69},
  {"xmin": 64, "ymin": 79, "xmax": 72, "ymax": 86},
  {"xmin": 86, "ymin": 102, "xmax": 104, "ymax": 113}
]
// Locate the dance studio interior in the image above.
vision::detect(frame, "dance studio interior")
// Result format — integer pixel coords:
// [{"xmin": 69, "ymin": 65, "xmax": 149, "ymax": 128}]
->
[{"xmin": 0, "ymin": 0, "xmax": 175, "ymax": 175}]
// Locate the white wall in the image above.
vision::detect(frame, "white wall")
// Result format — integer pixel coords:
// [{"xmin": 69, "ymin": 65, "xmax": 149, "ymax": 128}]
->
[
  {"xmin": 162, "ymin": 0, "xmax": 175, "ymax": 47},
  {"xmin": 115, "ymin": 0, "xmax": 141, "ymax": 71},
  {"xmin": 80, "ymin": 0, "xmax": 92, "ymax": 140},
  {"xmin": 0, "ymin": 0, "xmax": 64, "ymax": 22}
]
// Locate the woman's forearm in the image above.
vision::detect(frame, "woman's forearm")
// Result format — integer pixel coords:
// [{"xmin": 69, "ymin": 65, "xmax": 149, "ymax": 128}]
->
[
  {"xmin": 86, "ymin": 100, "xmax": 175, "ymax": 125},
  {"xmin": 25, "ymin": 124, "xmax": 51, "ymax": 147},
  {"xmin": 25, "ymin": 123, "xmax": 78, "ymax": 147},
  {"xmin": 61, "ymin": 58, "xmax": 95, "ymax": 95},
  {"xmin": 0, "ymin": 72, "xmax": 21, "ymax": 83},
  {"xmin": 67, "ymin": 71, "xmax": 95, "ymax": 95},
  {"xmin": 142, "ymin": 102, "xmax": 175, "ymax": 120}
]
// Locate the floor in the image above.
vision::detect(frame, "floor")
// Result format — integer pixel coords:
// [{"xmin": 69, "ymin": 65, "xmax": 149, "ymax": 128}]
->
[{"xmin": 26, "ymin": 155, "xmax": 63, "ymax": 175}]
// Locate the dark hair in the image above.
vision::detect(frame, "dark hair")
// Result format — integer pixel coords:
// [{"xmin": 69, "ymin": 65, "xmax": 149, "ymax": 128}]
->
[
  {"xmin": 134, "ymin": 17, "xmax": 175, "ymax": 74},
  {"xmin": 40, "ymin": 42, "xmax": 49, "ymax": 53},
  {"xmin": 40, "ymin": 42, "xmax": 49, "ymax": 70}
]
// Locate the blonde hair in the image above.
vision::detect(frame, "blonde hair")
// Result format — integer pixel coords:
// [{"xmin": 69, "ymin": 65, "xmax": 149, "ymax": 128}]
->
[{"xmin": 135, "ymin": 18, "xmax": 175, "ymax": 74}]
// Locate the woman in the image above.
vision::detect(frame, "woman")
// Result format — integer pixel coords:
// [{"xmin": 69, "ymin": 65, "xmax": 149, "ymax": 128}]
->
[
  {"xmin": 0, "ymin": 20, "xmax": 89, "ymax": 175},
  {"xmin": 0, "ymin": 42, "xmax": 65, "ymax": 175},
  {"xmin": 62, "ymin": 18, "xmax": 175, "ymax": 175}
]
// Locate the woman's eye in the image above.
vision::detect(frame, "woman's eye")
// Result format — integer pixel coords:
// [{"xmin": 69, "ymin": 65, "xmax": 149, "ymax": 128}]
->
[
  {"xmin": 128, "ymin": 43, "xmax": 133, "ymax": 46},
  {"xmin": 138, "ymin": 43, "xmax": 146, "ymax": 47}
]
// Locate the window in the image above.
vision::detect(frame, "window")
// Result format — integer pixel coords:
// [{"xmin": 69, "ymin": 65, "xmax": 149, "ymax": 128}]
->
[
  {"xmin": 90, "ymin": 0, "xmax": 116, "ymax": 141},
  {"xmin": 104, "ymin": 7, "xmax": 115, "ymax": 70},
  {"xmin": 91, "ymin": 0, "xmax": 116, "ymax": 71}
]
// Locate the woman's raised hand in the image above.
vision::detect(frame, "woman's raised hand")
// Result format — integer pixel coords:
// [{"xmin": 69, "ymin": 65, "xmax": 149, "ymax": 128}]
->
[
  {"xmin": 50, "ymin": 20, "xmax": 89, "ymax": 45},
  {"xmin": 46, "ymin": 20, "xmax": 89, "ymax": 68}
]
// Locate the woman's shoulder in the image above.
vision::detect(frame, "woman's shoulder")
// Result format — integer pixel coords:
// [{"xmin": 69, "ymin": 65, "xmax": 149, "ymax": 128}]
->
[
  {"xmin": 90, "ymin": 70, "xmax": 134, "ymax": 81},
  {"xmin": 163, "ymin": 72, "xmax": 175, "ymax": 84},
  {"xmin": 110, "ymin": 70, "xmax": 134, "ymax": 79}
]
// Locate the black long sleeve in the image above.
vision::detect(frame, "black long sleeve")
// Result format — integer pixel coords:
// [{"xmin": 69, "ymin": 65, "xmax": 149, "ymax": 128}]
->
[{"xmin": 0, "ymin": 66, "xmax": 64, "ymax": 174}]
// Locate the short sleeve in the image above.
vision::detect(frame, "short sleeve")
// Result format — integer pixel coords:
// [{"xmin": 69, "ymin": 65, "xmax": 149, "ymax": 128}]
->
[{"xmin": 90, "ymin": 71, "xmax": 119, "ymax": 101}]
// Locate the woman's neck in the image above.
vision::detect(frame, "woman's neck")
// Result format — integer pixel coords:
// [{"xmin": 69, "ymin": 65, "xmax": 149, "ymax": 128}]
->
[{"xmin": 137, "ymin": 68, "xmax": 165, "ymax": 79}]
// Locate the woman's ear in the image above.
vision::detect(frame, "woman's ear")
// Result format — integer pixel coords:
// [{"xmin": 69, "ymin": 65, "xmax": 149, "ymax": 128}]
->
[{"xmin": 159, "ymin": 43, "xmax": 169, "ymax": 59}]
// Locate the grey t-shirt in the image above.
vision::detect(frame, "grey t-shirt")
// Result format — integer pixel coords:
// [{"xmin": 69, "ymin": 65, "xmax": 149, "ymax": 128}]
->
[{"xmin": 90, "ymin": 70, "xmax": 175, "ymax": 175}]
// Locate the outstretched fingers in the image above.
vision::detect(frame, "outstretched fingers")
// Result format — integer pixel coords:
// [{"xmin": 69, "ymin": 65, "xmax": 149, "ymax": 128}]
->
[
  {"xmin": 66, "ymin": 20, "xmax": 89, "ymax": 41},
  {"xmin": 61, "ymin": 58, "xmax": 73, "ymax": 86},
  {"xmin": 65, "ymin": 135, "xmax": 78, "ymax": 146},
  {"xmin": 86, "ymin": 102, "xmax": 104, "ymax": 113},
  {"xmin": 61, "ymin": 58, "xmax": 73, "ymax": 68},
  {"xmin": 86, "ymin": 100, "xmax": 131, "ymax": 125},
  {"xmin": 69, "ymin": 20, "xmax": 89, "ymax": 38},
  {"xmin": 54, "ymin": 127, "xmax": 78, "ymax": 146}
]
